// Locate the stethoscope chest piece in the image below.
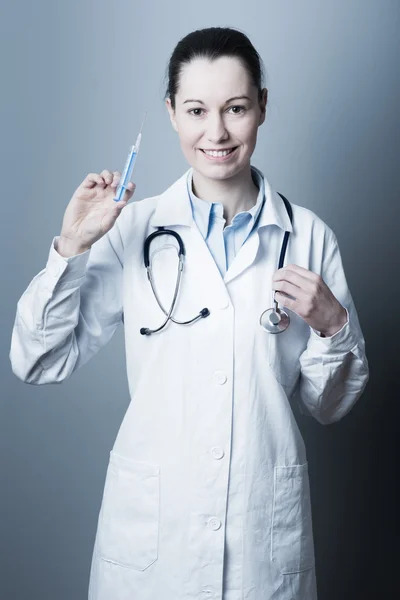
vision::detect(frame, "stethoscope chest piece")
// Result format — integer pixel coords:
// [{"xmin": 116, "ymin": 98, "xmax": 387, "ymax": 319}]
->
[
  {"xmin": 260, "ymin": 307, "xmax": 290, "ymax": 334},
  {"xmin": 258, "ymin": 191, "xmax": 293, "ymax": 335}
]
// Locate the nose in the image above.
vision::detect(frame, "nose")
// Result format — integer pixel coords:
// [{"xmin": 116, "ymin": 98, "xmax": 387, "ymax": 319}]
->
[{"xmin": 206, "ymin": 113, "xmax": 229, "ymax": 145}]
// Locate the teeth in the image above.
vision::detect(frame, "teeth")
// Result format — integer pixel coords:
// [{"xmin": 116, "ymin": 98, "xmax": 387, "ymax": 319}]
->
[{"xmin": 203, "ymin": 148, "xmax": 234, "ymax": 157}]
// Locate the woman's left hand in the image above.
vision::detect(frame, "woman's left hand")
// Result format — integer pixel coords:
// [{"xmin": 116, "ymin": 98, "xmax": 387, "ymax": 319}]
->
[{"xmin": 272, "ymin": 264, "xmax": 348, "ymax": 337}]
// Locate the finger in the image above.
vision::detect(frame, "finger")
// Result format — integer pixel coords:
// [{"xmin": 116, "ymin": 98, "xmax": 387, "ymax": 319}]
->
[
  {"xmin": 278, "ymin": 264, "xmax": 319, "ymax": 282},
  {"xmin": 100, "ymin": 169, "xmax": 114, "ymax": 186},
  {"xmin": 118, "ymin": 182, "xmax": 136, "ymax": 200},
  {"xmin": 274, "ymin": 280, "xmax": 301, "ymax": 301},
  {"xmin": 273, "ymin": 268, "xmax": 309, "ymax": 290},
  {"xmin": 113, "ymin": 195, "xmax": 129, "ymax": 213},
  {"xmin": 273, "ymin": 269, "xmax": 301, "ymax": 288},
  {"xmin": 111, "ymin": 180, "xmax": 135, "ymax": 196},
  {"xmin": 112, "ymin": 183, "xmax": 135, "ymax": 207},
  {"xmin": 111, "ymin": 171, "xmax": 122, "ymax": 189},
  {"xmin": 125, "ymin": 181, "xmax": 135, "ymax": 193},
  {"xmin": 82, "ymin": 173, "xmax": 104, "ymax": 188},
  {"xmin": 275, "ymin": 290, "xmax": 296, "ymax": 310},
  {"xmin": 114, "ymin": 199, "xmax": 128, "ymax": 212}
]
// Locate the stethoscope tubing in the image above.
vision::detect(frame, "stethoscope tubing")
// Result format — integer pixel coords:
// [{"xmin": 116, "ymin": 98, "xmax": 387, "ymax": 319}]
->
[
  {"xmin": 141, "ymin": 193, "xmax": 293, "ymax": 336},
  {"xmin": 141, "ymin": 229, "xmax": 209, "ymax": 335}
]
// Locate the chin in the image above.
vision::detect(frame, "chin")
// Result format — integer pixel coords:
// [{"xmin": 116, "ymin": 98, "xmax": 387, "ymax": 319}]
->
[{"xmin": 195, "ymin": 160, "xmax": 250, "ymax": 182}]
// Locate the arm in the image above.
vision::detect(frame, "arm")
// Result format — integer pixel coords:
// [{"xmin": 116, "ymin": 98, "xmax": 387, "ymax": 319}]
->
[
  {"xmin": 9, "ymin": 223, "xmax": 124, "ymax": 385},
  {"xmin": 296, "ymin": 230, "xmax": 369, "ymax": 424}
]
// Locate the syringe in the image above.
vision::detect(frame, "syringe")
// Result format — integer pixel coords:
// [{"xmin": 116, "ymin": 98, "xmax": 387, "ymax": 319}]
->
[{"xmin": 114, "ymin": 112, "xmax": 147, "ymax": 202}]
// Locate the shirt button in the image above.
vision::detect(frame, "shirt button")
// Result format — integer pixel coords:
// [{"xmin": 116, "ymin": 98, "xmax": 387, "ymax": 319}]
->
[
  {"xmin": 213, "ymin": 371, "xmax": 227, "ymax": 385},
  {"xmin": 208, "ymin": 517, "xmax": 222, "ymax": 531},
  {"xmin": 211, "ymin": 446, "xmax": 224, "ymax": 460}
]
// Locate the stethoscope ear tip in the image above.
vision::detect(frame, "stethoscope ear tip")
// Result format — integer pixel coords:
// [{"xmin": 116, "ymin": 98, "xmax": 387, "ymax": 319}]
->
[
  {"xmin": 200, "ymin": 308, "xmax": 210, "ymax": 318},
  {"xmin": 140, "ymin": 327, "xmax": 151, "ymax": 336}
]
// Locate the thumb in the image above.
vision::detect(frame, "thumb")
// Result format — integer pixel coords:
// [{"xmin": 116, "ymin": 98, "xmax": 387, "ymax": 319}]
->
[
  {"xmin": 113, "ymin": 183, "xmax": 136, "ymax": 212},
  {"xmin": 123, "ymin": 182, "xmax": 136, "ymax": 201}
]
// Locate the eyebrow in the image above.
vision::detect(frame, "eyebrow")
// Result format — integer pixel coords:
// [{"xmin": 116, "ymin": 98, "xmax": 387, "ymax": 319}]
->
[{"xmin": 183, "ymin": 95, "xmax": 252, "ymax": 105}]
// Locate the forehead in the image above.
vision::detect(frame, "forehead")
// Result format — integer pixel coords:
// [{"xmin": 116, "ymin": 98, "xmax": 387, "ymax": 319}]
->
[{"xmin": 176, "ymin": 56, "xmax": 254, "ymax": 102}]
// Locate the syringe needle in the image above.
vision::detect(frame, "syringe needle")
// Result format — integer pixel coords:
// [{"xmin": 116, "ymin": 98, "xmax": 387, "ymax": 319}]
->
[
  {"xmin": 138, "ymin": 111, "xmax": 147, "ymax": 136},
  {"xmin": 134, "ymin": 111, "xmax": 148, "ymax": 151}
]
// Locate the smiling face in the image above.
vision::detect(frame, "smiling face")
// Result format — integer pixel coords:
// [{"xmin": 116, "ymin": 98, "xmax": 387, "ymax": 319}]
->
[{"xmin": 166, "ymin": 56, "xmax": 267, "ymax": 182}]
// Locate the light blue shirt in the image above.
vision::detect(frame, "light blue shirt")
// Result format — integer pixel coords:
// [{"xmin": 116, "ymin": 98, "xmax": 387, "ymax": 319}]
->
[{"xmin": 186, "ymin": 166, "xmax": 265, "ymax": 277}]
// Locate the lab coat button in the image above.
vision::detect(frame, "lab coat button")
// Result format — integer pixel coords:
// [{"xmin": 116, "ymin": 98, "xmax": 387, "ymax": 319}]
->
[
  {"xmin": 211, "ymin": 446, "xmax": 224, "ymax": 460},
  {"xmin": 213, "ymin": 371, "xmax": 227, "ymax": 385},
  {"xmin": 208, "ymin": 517, "xmax": 222, "ymax": 531},
  {"xmin": 197, "ymin": 588, "xmax": 214, "ymax": 599}
]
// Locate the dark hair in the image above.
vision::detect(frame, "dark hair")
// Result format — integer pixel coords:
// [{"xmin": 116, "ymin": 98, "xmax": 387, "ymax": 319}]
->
[{"xmin": 165, "ymin": 27, "xmax": 266, "ymax": 110}]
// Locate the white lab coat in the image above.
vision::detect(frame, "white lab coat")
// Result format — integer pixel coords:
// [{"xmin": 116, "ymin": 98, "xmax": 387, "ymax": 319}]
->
[{"xmin": 10, "ymin": 168, "xmax": 369, "ymax": 600}]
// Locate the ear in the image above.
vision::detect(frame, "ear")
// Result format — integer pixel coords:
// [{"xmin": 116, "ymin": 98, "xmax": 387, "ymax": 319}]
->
[
  {"xmin": 258, "ymin": 88, "xmax": 268, "ymax": 126},
  {"xmin": 166, "ymin": 98, "xmax": 178, "ymax": 133}
]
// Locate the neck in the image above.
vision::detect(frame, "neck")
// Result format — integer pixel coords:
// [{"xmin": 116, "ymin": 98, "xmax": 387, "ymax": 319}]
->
[{"xmin": 191, "ymin": 165, "xmax": 259, "ymax": 225}]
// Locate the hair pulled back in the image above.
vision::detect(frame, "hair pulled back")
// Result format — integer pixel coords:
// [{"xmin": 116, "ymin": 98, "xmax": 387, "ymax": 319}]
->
[{"xmin": 165, "ymin": 27, "xmax": 266, "ymax": 110}]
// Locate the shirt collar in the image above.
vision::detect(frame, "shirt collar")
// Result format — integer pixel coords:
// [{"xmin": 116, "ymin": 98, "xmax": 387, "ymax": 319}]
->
[
  {"xmin": 186, "ymin": 171, "xmax": 212, "ymax": 239},
  {"xmin": 186, "ymin": 166, "xmax": 266, "ymax": 238},
  {"xmin": 150, "ymin": 166, "xmax": 293, "ymax": 233}
]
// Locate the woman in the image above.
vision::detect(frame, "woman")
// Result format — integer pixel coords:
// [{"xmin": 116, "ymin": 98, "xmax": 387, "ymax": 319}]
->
[{"xmin": 10, "ymin": 27, "xmax": 369, "ymax": 600}]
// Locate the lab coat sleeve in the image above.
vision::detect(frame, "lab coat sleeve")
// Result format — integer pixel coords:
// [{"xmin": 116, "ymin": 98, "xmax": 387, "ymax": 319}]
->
[
  {"xmin": 296, "ymin": 228, "xmax": 369, "ymax": 424},
  {"xmin": 9, "ymin": 224, "xmax": 124, "ymax": 385}
]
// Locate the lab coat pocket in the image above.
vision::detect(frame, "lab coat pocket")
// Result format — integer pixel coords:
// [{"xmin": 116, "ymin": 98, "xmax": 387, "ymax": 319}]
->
[
  {"xmin": 271, "ymin": 463, "xmax": 315, "ymax": 574},
  {"xmin": 97, "ymin": 451, "xmax": 160, "ymax": 571}
]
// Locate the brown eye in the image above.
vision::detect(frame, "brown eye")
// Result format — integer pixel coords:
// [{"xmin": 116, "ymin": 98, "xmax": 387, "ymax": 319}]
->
[
  {"xmin": 228, "ymin": 105, "xmax": 245, "ymax": 114},
  {"xmin": 189, "ymin": 108, "xmax": 204, "ymax": 116}
]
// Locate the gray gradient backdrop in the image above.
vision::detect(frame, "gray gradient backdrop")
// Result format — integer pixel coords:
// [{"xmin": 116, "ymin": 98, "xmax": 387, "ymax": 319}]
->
[{"xmin": 1, "ymin": 1, "xmax": 399, "ymax": 599}]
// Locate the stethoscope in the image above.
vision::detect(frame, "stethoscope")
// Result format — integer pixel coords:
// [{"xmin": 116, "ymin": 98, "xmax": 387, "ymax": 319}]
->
[{"xmin": 140, "ymin": 192, "xmax": 293, "ymax": 336}]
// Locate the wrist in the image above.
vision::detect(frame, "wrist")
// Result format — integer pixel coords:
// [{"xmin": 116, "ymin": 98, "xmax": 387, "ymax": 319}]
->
[
  {"xmin": 56, "ymin": 236, "xmax": 91, "ymax": 258},
  {"xmin": 320, "ymin": 307, "xmax": 348, "ymax": 337}
]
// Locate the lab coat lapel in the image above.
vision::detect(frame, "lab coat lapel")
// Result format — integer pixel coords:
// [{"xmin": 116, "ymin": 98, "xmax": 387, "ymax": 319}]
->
[
  {"xmin": 150, "ymin": 169, "xmax": 194, "ymax": 228},
  {"xmin": 224, "ymin": 230, "xmax": 260, "ymax": 284},
  {"xmin": 224, "ymin": 173, "xmax": 293, "ymax": 284},
  {"xmin": 186, "ymin": 223, "xmax": 228, "ymax": 300},
  {"xmin": 149, "ymin": 169, "xmax": 228, "ymax": 310}
]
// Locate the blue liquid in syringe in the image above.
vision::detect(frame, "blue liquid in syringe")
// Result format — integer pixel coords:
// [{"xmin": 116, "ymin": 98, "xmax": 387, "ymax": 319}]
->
[{"xmin": 114, "ymin": 146, "xmax": 138, "ymax": 202}]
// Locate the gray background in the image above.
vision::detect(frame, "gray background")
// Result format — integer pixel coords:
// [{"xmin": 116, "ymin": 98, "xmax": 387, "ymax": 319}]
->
[{"xmin": 1, "ymin": 1, "xmax": 399, "ymax": 598}]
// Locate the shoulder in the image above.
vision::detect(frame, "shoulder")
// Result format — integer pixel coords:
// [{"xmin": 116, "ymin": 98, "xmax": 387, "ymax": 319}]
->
[
  {"xmin": 115, "ymin": 189, "xmax": 161, "ymax": 228},
  {"xmin": 259, "ymin": 167, "xmax": 338, "ymax": 247},
  {"xmin": 289, "ymin": 201, "xmax": 338, "ymax": 247},
  {"xmin": 122, "ymin": 193, "xmax": 161, "ymax": 220}
]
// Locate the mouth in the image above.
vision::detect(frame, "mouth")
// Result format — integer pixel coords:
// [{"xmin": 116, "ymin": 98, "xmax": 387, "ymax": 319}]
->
[{"xmin": 199, "ymin": 146, "xmax": 239, "ymax": 161}]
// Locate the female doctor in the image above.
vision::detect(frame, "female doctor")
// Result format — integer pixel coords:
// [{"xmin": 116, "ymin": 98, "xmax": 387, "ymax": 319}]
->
[{"xmin": 10, "ymin": 27, "xmax": 369, "ymax": 600}]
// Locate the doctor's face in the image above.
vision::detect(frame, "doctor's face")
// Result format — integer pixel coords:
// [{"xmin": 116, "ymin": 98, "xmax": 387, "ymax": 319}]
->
[{"xmin": 166, "ymin": 56, "xmax": 267, "ymax": 182}]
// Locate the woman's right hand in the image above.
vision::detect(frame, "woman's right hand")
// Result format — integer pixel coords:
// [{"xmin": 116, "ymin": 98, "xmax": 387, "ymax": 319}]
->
[{"xmin": 57, "ymin": 170, "xmax": 135, "ymax": 257}]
